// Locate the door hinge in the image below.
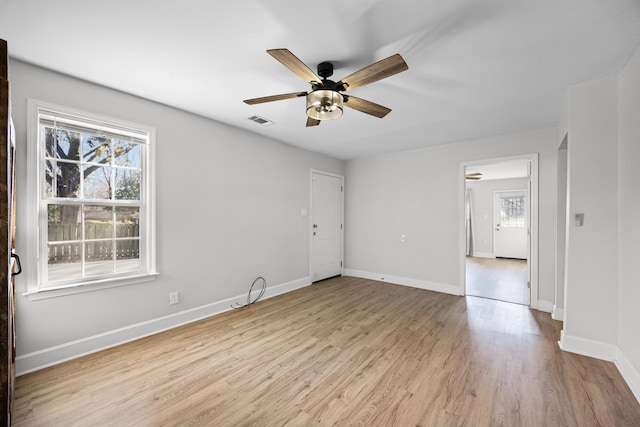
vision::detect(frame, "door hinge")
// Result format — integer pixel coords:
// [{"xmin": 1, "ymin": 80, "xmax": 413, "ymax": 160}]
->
[
  {"xmin": 341, "ymin": 261, "xmax": 343, "ymax": 267},
  {"xmin": 527, "ymin": 281, "xmax": 531, "ymax": 289},
  {"xmin": 341, "ymin": 185, "xmax": 343, "ymax": 192},
  {"xmin": 341, "ymin": 224, "xmax": 343, "ymax": 230}
]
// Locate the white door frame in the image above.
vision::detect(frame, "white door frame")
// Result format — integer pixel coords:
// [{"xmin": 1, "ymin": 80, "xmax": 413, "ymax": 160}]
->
[
  {"xmin": 459, "ymin": 154, "xmax": 540, "ymax": 309},
  {"xmin": 309, "ymin": 169, "xmax": 344, "ymax": 281}
]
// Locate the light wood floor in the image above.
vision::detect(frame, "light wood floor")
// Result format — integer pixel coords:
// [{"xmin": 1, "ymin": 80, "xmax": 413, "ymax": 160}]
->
[
  {"xmin": 466, "ymin": 256, "xmax": 528, "ymax": 305},
  {"xmin": 13, "ymin": 276, "xmax": 640, "ymax": 426}
]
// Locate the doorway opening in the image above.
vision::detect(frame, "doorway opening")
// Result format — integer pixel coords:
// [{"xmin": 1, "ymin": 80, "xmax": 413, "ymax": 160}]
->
[{"xmin": 461, "ymin": 156, "xmax": 538, "ymax": 306}]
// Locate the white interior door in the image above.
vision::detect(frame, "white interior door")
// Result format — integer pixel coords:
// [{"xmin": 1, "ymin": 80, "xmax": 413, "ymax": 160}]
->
[
  {"xmin": 310, "ymin": 172, "xmax": 343, "ymax": 282},
  {"xmin": 494, "ymin": 190, "xmax": 527, "ymax": 259}
]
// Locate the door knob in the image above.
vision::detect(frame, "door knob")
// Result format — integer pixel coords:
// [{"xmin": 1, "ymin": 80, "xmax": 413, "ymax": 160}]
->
[{"xmin": 313, "ymin": 224, "xmax": 318, "ymax": 228}]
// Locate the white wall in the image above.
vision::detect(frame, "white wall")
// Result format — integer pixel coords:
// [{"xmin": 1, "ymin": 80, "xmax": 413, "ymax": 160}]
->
[
  {"xmin": 554, "ymin": 143, "xmax": 567, "ymax": 320},
  {"xmin": 344, "ymin": 127, "xmax": 558, "ymax": 305},
  {"xmin": 10, "ymin": 60, "xmax": 344, "ymax": 373},
  {"xmin": 562, "ymin": 76, "xmax": 619, "ymax": 350},
  {"xmin": 466, "ymin": 177, "xmax": 529, "ymax": 257},
  {"xmin": 555, "ymin": 88, "xmax": 569, "ymax": 321},
  {"xmin": 617, "ymin": 45, "xmax": 640, "ymax": 397}
]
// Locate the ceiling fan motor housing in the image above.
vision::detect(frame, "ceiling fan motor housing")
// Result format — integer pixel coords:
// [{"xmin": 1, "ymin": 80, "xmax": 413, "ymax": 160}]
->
[
  {"xmin": 317, "ymin": 61, "xmax": 334, "ymax": 79},
  {"xmin": 314, "ymin": 62, "xmax": 347, "ymax": 92}
]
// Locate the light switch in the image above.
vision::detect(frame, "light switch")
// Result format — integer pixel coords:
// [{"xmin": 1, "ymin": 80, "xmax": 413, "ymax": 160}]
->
[
  {"xmin": 574, "ymin": 213, "xmax": 584, "ymax": 227},
  {"xmin": 301, "ymin": 208, "xmax": 308, "ymax": 217}
]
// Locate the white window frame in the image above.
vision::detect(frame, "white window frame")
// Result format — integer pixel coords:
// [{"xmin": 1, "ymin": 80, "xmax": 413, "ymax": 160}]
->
[{"xmin": 25, "ymin": 100, "xmax": 157, "ymax": 299}]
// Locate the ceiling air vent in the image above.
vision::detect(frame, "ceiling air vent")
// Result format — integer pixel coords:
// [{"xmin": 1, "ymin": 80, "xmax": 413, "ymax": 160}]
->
[{"xmin": 248, "ymin": 115, "xmax": 275, "ymax": 126}]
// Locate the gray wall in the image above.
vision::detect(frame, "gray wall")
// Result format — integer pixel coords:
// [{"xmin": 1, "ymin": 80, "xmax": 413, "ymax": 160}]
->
[
  {"xmin": 555, "ymin": 143, "xmax": 567, "ymax": 320},
  {"xmin": 344, "ymin": 127, "xmax": 559, "ymax": 306},
  {"xmin": 563, "ymin": 76, "xmax": 618, "ymax": 346},
  {"xmin": 10, "ymin": 59, "xmax": 344, "ymax": 371}
]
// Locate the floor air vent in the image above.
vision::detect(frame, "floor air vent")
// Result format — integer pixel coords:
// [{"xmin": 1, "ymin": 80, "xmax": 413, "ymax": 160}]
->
[{"xmin": 248, "ymin": 115, "xmax": 275, "ymax": 126}]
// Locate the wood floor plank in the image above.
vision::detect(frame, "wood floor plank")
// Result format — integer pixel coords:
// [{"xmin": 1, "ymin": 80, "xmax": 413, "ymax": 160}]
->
[{"xmin": 12, "ymin": 276, "xmax": 640, "ymax": 426}]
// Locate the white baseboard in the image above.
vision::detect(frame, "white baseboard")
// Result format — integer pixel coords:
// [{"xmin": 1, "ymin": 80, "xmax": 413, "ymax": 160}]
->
[
  {"xmin": 536, "ymin": 300, "xmax": 554, "ymax": 314},
  {"xmin": 552, "ymin": 304, "xmax": 564, "ymax": 321},
  {"xmin": 470, "ymin": 252, "xmax": 494, "ymax": 259},
  {"xmin": 615, "ymin": 347, "xmax": 640, "ymax": 404},
  {"xmin": 558, "ymin": 330, "xmax": 619, "ymax": 361},
  {"xmin": 16, "ymin": 276, "xmax": 311, "ymax": 376},
  {"xmin": 344, "ymin": 269, "xmax": 460, "ymax": 296}
]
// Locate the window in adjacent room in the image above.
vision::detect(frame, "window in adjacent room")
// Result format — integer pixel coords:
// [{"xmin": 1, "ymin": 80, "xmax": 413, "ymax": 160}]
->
[
  {"xmin": 499, "ymin": 195, "xmax": 526, "ymax": 228},
  {"xmin": 27, "ymin": 101, "xmax": 156, "ymax": 296}
]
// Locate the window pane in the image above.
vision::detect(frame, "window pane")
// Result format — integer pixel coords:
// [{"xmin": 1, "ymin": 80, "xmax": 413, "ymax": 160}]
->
[
  {"xmin": 116, "ymin": 207, "xmax": 140, "ymax": 238},
  {"xmin": 84, "ymin": 205, "xmax": 113, "ymax": 239},
  {"xmin": 500, "ymin": 196, "xmax": 525, "ymax": 228},
  {"xmin": 114, "ymin": 169, "xmax": 140, "ymax": 200},
  {"xmin": 48, "ymin": 241, "xmax": 81, "ymax": 264},
  {"xmin": 116, "ymin": 240, "xmax": 140, "ymax": 273},
  {"xmin": 44, "ymin": 160, "xmax": 58, "ymax": 198},
  {"xmin": 56, "ymin": 130, "xmax": 81, "ymax": 161},
  {"xmin": 48, "ymin": 242, "xmax": 82, "ymax": 282},
  {"xmin": 56, "ymin": 161, "xmax": 81, "ymax": 198},
  {"xmin": 114, "ymin": 140, "xmax": 141, "ymax": 168},
  {"xmin": 85, "ymin": 241, "xmax": 114, "ymax": 264},
  {"xmin": 83, "ymin": 134, "xmax": 111, "ymax": 164},
  {"xmin": 84, "ymin": 243, "xmax": 115, "ymax": 277},
  {"xmin": 83, "ymin": 165, "xmax": 112, "ymax": 199},
  {"xmin": 48, "ymin": 204, "xmax": 81, "ymax": 241},
  {"xmin": 44, "ymin": 127, "xmax": 57, "ymax": 158}
]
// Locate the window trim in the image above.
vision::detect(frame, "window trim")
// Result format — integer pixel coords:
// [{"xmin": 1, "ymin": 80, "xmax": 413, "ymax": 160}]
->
[{"xmin": 25, "ymin": 100, "xmax": 157, "ymax": 299}]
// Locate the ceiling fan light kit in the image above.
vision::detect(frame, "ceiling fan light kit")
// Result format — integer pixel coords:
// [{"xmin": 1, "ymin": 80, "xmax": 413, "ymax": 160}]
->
[
  {"xmin": 243, "ymin": 48, "xmax": 408, "ymax": 126},
  {"xmin": 306, "ymin": 89, "xmax": 343, "ymax": 120}
]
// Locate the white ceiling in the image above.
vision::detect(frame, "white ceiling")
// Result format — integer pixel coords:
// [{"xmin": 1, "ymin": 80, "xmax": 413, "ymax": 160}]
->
[{"xmin": 2, "ymin": 0, "xmax": 639, "ymax": 160}]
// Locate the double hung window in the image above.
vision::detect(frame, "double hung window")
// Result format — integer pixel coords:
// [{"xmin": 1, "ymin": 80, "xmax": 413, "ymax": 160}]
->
[{"xmin": 29, "ymin": 102, "xmax": 156, "ymax": 294}]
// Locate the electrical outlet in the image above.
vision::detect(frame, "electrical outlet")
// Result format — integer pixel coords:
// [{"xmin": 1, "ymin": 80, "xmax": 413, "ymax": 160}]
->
[{"xmin": 169, "ymin": 291, "xmax": 179, "ymax": 305}]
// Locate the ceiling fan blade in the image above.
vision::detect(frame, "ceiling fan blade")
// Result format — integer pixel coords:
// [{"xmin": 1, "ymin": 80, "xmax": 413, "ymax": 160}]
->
[
  {"xmin": 338, "ymin": 54, "xmax": 408, "ymax": 91},
  {"xmin": 267, "ymin": 49, "xmax": 322, "ymax": 84},
  {"xmin": 466, "ymin": 173, "xmax": 482, "ymax": 177},
  {"xmin": 465, "ymin": 176, "xmax": 481, "ymax": 180},
  {"xmin": 243, "ymin": 92, "xmax": 307, "ymax": 105},
  {"xmin": 306, "ymin": 117, "xmax": 321, "ymax": 127},
  {"xmin": 343, "ymin": 95, "xmax": 392, "ymax": 118}
]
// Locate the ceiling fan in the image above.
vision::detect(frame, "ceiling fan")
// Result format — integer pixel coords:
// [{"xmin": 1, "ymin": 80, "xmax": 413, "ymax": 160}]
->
[
  {"xmin": 465, "ymin": 172, "xmax": 482, "ymax": 181},
  {"xmin": 243, "ymin": 49, "xmax": 408, "ymax": 127}
]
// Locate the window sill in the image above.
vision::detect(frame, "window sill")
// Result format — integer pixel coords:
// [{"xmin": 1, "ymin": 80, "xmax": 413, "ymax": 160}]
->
[{"xmin": 23, "ymin": 272, "xmax": 160, "ymax": 301}]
